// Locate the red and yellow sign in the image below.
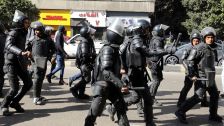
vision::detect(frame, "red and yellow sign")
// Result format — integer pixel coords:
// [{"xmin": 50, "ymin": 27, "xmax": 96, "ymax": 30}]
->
[
  {"xmin": 39, "ymin": 10, "xmax": 71, "ymax": 36},
  {"xmin": 39, "ymin": 10, "xmax": 70, "ymax": 26}
]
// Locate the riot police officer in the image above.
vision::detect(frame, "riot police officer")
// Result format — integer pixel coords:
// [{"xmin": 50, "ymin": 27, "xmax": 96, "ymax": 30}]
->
[
  {"xmin": 84, "ymin": 19, "xmax": 129, "ymax": 126},
  {"xmin": 175, "ymin": 27, "xmax": 223, "ymax": 124},
  {"xmin": 27, "ymin": 21, "xmax": 55, "ymax": 105},
  {"xmin": 123, "ymin": 19, "xmax": 164, "ymax": 126},
  {"xmin": 148, "ymin": 24, "xmax": 170, "ymax": 106},
  {"xmin": 0, "ymin": 10, "xmax": 33, "ymax": 116},
  {"xmin": 0, "ymin": 21, "xmax": 6, "ymax": 97},
  {"xmin": 177, "ymin": 30, "xmax": 208, "ymax": 107},
  {"xmin": 70, "ymin": 26, "xmax": 96, "ymax": 99}
]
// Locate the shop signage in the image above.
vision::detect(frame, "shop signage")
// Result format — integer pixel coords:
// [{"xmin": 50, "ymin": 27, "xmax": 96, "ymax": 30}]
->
[
  {"xmin": 39, "ymin": 10, "xmax": 70, "ymax": 26},
  {"xmin": 71, "ymin": 11, "xmax": 106, "ymax": 27},
  {"xmin": 43, "ymin": 16, "xmax": 67, "ymax": 21},
  {"xmin": 107, "ymin": 17, "xmax": 151, "ymax": 27}
]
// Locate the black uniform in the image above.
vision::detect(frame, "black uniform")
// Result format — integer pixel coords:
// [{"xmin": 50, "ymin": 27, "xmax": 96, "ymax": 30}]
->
[
  {"xmin": 177, "ymin": 45, "xmax": 195, "ymax": 106},
  {"xmin": 147, "ymin": 24, "xmax": 170, "ymax": 106},
  {"xmin": 1, "ymin": 27, "xmax": 33, "ymax": 113},
  {"xmin": 176, "ymin": 42, "xmax": 222, "ymax": 123},
  {"xmin": 0, "ymin": 31, "xmax": 6, "ymax": 97},
  {"xmin": 27, "ymin": 33, "xmax": 55, "ymax": 102},
  {"xmin": 177, "ymin": 44, "xmax": 208, "ymax": 107},
  {"xmin": 85, "ymin": 20, "xmax": 129, "ymax": 126},
  {"xmin": 70, "ymin": 35, "xmax": 96, "ymax": 98},
  {"xmin": 125, "ymin": 34, "xmax": 158, "ymax": 126},
  {"xmin": 148, "ymin": 36, "xmax": 167, "ymax": 99}
]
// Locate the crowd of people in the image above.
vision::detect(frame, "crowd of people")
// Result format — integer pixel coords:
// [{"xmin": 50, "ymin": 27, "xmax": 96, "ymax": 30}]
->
[{"xmin": 0, "ymin": 10, "xmax": 224, "ymax": 126}]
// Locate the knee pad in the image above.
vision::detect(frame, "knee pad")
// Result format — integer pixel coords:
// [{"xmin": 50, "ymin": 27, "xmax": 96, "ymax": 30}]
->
[
  {"xmin": 90, "ymin": 96, "xmax": 106, "ymax": 116},
  {"xmin": 92, "ymin": 81, "xmax": 108, "ymax": 97}
]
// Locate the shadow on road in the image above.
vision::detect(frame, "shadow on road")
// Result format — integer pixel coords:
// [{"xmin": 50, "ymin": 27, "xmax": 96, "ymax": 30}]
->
[{"xmin": 0, "ymin": 104, "xmax": 91, "ymax": 126}]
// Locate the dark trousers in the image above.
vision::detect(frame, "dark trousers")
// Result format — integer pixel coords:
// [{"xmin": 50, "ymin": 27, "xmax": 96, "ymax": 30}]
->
[
  {"xmin": 149, "ymin": 66, "xmax": 163, "ymax": 98},
  {"xmin": 72, "ymin": 65, "xmax": 91, "ymax": 96},
  {"xmin": 1, "ymin": 64, "xmax": 33, "ymax": 108},
  {"xmin": 33, "ymin": 66, "xmax": 47, "ymax": 98},
  {"xmin": 129, "ymin": 68, "xmax": 154, "ymax": 125},
  {"xmin": 178, "ymin": 79, "xmax": 219, "ymax": 116},
  {"xmin": 85, "ymin": 81, "xmax": 129, "ymax": 126},
  {"xmin": 177, "ymin": 76, "xmax": 207, "ymax": 106}
]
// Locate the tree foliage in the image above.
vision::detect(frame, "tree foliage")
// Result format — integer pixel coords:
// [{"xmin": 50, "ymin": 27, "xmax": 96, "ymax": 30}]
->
[
  {"xmin": 182, "ymin": 0, "xmax": 224, "ymax": 39},
  {"xmin": 153, "ymin": 0, "xmax": 188, "ymax": 39},
  {"xmin": 0, "ymin": 0, "xmax": 39, "ymax": 28}
]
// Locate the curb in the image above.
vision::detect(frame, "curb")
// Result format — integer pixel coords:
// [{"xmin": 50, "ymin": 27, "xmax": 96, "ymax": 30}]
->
[{"xmin": 164, "ymin": 64, "xmax": 223, "ymax": 75}]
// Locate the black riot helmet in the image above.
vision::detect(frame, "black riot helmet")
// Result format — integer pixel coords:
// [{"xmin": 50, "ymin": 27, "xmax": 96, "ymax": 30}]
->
[
  {"xmin": 152, "ymin": 24, "xmax": 169, "ymax": 37},
  {"xmin": 80, "ymin": 26, "xmax": 96, "ymax": 38},
  {"xmin": 190, "ymin": 30, "xmax": 201, "ymax": 43},
  {"xmin": 201, "ymin": 27, "xmax": 216, "ymax": 40},
  {"xmin": 133, "ymin": 19, "xmax": 151, "ymax": 37},
  {"xmin": 31, "ymin": 21, "xmax": 45, "ymax": 33},
  {"xmin": 13, "ymin": 10, "xmax": 29, "ymax": 28},
  {"xmin": 106, "ymin": 18, "xmax": 124, "ymax": 46}
]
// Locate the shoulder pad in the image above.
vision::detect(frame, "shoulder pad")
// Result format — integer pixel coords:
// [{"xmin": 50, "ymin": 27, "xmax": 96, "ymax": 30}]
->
[
  {"xmin": 181, "ymin": 49, "xmax": 188, "ymax": 60},
  {"xmin": 187, "ymin": 48, "xmax": 197, "ymax": 61},
  {"xmin": 132, "ymin": 35, "xmax": 143, "ymax": 48},
  {"xmin": 101, "ymin": 46, "xmax": 114, "ymax": 70},
  {"xmin": 194, "ymin": 43, "xmax": 206, "ymax": 51},
  {"xmin": 102, "ymin": 46, "xmax": 114, "ymax": 55}
]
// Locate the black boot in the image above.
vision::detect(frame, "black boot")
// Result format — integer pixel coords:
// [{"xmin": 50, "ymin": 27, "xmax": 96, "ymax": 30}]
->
[
  {"xmin": 209, "ymin": 114, "xmax": 223, "ymax": 122},
  {"xmin": 84, "ymin": 116, "xmax": 96, "ymax": 126},
  {"xmin": 46, "ymin": 74, "xmax": 52, "ymax": 83},
  {"xmin": 146, "ymin": 122, "xmax": 156, "ymax": 126},
  {"xmin": 117, "ymin": 113, "xmax": 130, "ymax": 126},
  {"xmin": 9, "ymin": 102, "xmax": 25, "ymax": 113},
  {"xmin": 78, "ymin": 94, "xmax": 90, "ymax": 99},
  {"xmin": 175, "ymin": 110, "xmax": 188, "ymax": 124},
  {"xmin": 70, "ymin": 87, "xmax": 79, "ymax": 98},
  {"xmin": 201, "ymin": 93, "xmax": 209, "ymax": 107}
]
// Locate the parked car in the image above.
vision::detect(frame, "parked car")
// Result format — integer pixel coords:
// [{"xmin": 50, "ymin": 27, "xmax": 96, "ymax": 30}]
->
[
  {"xmin": 164, "ymin": 42, "xmax": 223, "ymax": 66},
  {"xmin": 64, "ymin": 34, "xmax": 104, "ymax": 58}
]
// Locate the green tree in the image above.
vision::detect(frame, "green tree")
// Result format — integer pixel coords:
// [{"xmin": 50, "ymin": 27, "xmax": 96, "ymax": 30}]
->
[
  {"xmin": 0, "ymin": 0, "xmax": 39, "ymax": 28},
  {"xmin": 153, "ymin": 0, "xmax": 188, "ymax": 39},
  {"xmin": 182, "ymin": 0, "xmax": 224, "ymax": 39}
]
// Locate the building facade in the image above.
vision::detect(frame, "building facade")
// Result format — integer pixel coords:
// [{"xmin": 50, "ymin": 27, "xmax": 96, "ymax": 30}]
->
[{"xmin": 30, "ymin": 0, "xmax": 155, "ymax": 38}]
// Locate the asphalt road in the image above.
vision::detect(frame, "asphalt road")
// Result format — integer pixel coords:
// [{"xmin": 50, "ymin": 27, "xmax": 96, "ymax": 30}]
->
[{"xmin": 0, "ymin": 66, "xmax": 224, "ymax": 126}]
